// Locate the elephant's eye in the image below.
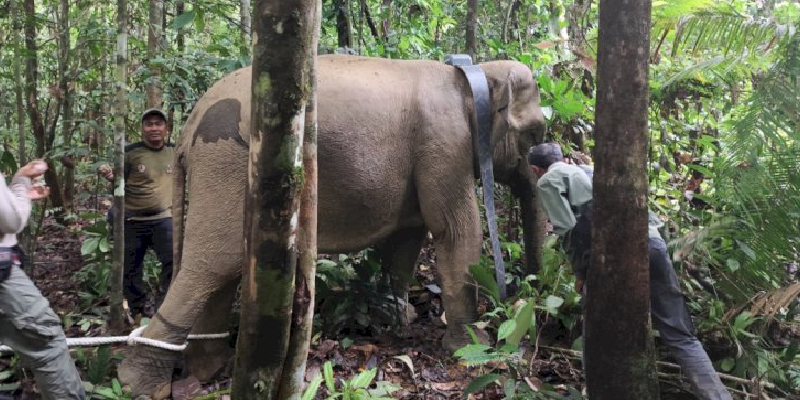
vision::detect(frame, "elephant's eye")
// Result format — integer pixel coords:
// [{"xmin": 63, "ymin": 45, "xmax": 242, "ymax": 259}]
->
[{"xmin": 497, "ymin": 105, "xmax": 508, "ymax": 113}]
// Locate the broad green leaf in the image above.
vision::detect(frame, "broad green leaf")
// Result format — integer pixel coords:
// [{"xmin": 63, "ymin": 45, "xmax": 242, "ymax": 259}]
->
[
  {"xmin": 725, "ymin": 258, "xmax": 740, "ymax": 271},
  {"xmin": 99, "ymin": 238, "xmax": 110, "ymax": 253},
  {"xmin": 171, "ymin": 9, "xmax": 196, "ymax": 30},
  {"xmin": 507, "ymin": 299, "xmax": 534, "ymax": 346},
  {"xmin": 81, "ymin": 237, "xmax": 100, "ymax": 255},
  {"xmin": 497, "ymin": 319, "xmax": 517, "ymax": 341},
  {"xmin": 463, "ymin": 373, "xmax": 502, "ymax": 395},
  {"xmin": 111, "ymin": 378, "xmax": 122, "ymax": 395},
  {"xmin": 0, "ymin": 370, "xmax": 13, "ymax": 380},
  {"xmin": 545, "ymin": 295, "xmax": 564, "ymax": 315},
  {"xmin": 352, "ymin": 368, "xmax": 377, "ymax": 390}
]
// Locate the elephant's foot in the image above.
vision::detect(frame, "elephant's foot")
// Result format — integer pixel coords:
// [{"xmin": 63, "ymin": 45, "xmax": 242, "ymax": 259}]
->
[
  {"xmin": 184, "ymin": 341, "xmax": 234, "ymax": 381},
  {"xmin": 118, "ymin": 346, "xmax": 181, "ymax": 400}
]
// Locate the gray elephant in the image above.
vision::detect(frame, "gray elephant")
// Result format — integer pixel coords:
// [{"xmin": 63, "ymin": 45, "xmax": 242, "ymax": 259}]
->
[{"xmin": 118, "ymin": 55, "xmax": 547, "ymax": 397}]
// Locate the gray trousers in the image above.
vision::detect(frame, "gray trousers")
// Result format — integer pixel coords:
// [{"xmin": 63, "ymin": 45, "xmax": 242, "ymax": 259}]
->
[
  {"xmin": 648, "ymin": 237, "xmax": 733, "ymax": 400},
  {"xmin": 0, "ymin": 265, "xmax": 86, "ymax": 400}
]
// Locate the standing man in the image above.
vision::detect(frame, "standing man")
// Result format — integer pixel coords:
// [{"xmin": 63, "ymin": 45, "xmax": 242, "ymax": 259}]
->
[
  {"xmin": 0, "ymin": 160, "xmax": 86, "ymax": 400},
  {"xmin": 100, "ymin": 109, "xmax": 175, "ymax": 321},
  {"xmin": 528, "ymin": 142, "xmax": 733, "ymax": 400}
]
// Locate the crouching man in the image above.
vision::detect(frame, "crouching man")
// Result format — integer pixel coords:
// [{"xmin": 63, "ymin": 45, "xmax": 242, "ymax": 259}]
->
[{"xmin": 528, "ymin": 142, "xmax": 733, "ymax": 400}]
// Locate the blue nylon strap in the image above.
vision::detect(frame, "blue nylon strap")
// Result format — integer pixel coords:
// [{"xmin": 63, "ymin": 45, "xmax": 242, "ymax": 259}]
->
[{"xmin": 447, "ymin": 57, "xmax": 507, "ymax": 301}]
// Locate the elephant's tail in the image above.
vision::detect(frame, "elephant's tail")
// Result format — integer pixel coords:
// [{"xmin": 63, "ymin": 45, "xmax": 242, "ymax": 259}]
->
[{"xmin": 172, "ymin": 145, "xmax": 187, "ymax": 283}]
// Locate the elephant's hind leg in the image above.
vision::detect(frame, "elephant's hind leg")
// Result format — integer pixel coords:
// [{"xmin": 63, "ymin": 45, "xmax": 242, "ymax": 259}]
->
[{"xmin": 377, "ymin": 226, "xmax": 428, "ymax": 325}]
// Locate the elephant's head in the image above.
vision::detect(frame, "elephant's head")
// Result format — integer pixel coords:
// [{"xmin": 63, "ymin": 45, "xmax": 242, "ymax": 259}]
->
[{"xmin": 483, "ymin": 61, "xmax": 548, "ymax": 274}]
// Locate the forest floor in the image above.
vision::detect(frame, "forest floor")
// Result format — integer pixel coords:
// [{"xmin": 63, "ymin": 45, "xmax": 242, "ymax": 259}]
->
[{"xmin": 0, "ymin": 214, "xmax": 735, "ymax": 400}]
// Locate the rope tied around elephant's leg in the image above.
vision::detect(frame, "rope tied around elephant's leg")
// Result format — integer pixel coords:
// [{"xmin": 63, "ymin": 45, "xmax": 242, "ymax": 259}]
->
[
  {"xmin": 0, "ymin": 327, "xmax": 230, "ymax": 353},
  {"xmin": 127, "ymin": 326, "xmax": 188, "ymax": 352}
]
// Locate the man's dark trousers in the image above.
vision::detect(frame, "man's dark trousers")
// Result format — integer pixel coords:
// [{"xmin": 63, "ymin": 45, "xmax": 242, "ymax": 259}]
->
[{"xmin": 123, "ymin": 217, "xmax": 173, "ymax": 315}]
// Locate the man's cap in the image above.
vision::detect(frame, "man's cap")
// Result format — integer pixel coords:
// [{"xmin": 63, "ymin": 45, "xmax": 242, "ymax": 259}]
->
[
  {"xmin": 141, "ymin": 108, "xmax": 167, "ymax": 122},
  {"xmin": 528, "ymin": 142, "xmax": 564, "ymax": 167}
]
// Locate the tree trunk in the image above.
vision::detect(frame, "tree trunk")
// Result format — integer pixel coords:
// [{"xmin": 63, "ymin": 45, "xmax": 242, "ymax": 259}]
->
[
  {"xmin": 240, "ymin": 0, "xmax": 251, "ymax": 40},
  {"xmin": 585, "ymin": 0, "xmax": 659, "ymax": 399},
  {"xmin": 381, "ymin": 0, "xmax": 391, "ymax": 39},
  {"xmin": 147, "ymin": 0, "xmax": 163, "ymax": 108},
  {"xmin": 109, "ymin": 0, "xmax": 128, "ymax": 334},
  {"xmin": 276, "ymin": 3, "xmax": 320, "ymax": 398},
  {"xmin": 24, "ymin": 0, "xmax": 65, "ymax": 220},
  {"xmin": 176, "ymin": 1, "xmax": 185, "ymax": 52},
  {"xmin": 58, "ymin": 0, "xmax": 76, "ymax": 211},
  {"xmin": 333, "ymin": 0, "xmax": 352, "ymax": 48},
  {"xmin": 232, "ymin": 0, "xmax": 318, "ymax": 398},
  {"xmin": 465, "ymin": 0, "xmax": 477, "ymax": 60},
  {"xmin": 11, "ymin": 0, "xmax": 26, "ymax": 165}
]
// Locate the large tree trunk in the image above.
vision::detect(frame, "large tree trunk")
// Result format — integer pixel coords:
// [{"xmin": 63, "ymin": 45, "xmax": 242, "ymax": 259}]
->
[
  {"xmin": 240, "ymin": 0, "xmax": 251, "ymax": 40},
  {"xmin": 147, "ymin": 0, "xmax": 163, "ymax": 108},
  {"xmin": 24, "ymin": 0, "xmax": 65, "ymax": 219},
  {"xmin": 232, "ymin": 0, "xmax": 318, "ymax": 398},
  {"xmin": 276, "ymin": 4, "xmax": 320, "ymax": 399},
  {"xmin": 334, "ymin": 0, "xmax": 352, "ymax": 48},
  {"xmin": 465, "ymin": 0, "xmax": 478, "ymax": 60},
  {"xmin": 585, "ymin": 0, "xmax": 658, "ymax": 399},
  {"xmin": 381, "ymin": 0, "xmax": 391, "ymax": 39},
  {"xmin": 109, "ymin": 0, "xmax": 128, "ymax": 334},
  {"xmin": 11, "ymin": 0, "xmax": 26, "ymax": 166}
]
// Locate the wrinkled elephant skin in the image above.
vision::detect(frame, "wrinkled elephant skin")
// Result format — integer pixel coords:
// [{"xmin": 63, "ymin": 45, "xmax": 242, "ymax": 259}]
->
[{"xmin": 118, "ymin": 55, "xmax": 546, "ymax": 396}]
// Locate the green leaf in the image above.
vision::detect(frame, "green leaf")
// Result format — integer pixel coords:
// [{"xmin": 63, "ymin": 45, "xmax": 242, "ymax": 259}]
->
[
  {"xmin": 507, "ymin": 299, "xmax": 534, "ymax": 346},
  {"xmin": 0, "ymin": 370, "xmax": 13, "ymax": 381},
  {"xmin": 736, "ymin": 240, "xmax": 757, "ymax": 260},
  {"xmin": 341, "ymin": 337, "xmax": 353, "ymax": 349},
  {"xmin": 497, "ymin": 319, "xmax": 517, "ymax": 341},
  {"xmin": 463, "ymin": 373, "xmax": 502, "ymax": 395},
  {"xmin": 99, "ymin": 238, "xmax": 110, "ymax": 253},
  {"xmin": 351, "ymin": 368, "xmax": 377, "ymax": 390},
  {"xmin": 171, "ymin": 9, "xmax": 196, "ymax": 30},
  {"xmin": 545, "ymin": 295, "xmax": 564, "ymax": 315},
  {"xmin": 782, "ymin": 339, "xmax": 798, "ymax": 362},
  {"xmin": 302, "ymin": 375, "xmax": 323, "ymax": 400},
  {"xmin": 725, "ymin": 258, "xmax": 740, "ymax": 271},
  {"xmin": 324, "ymin": 361, "xmax": 335, "ymax": 392},
  {"xmin": 195, "ymin": 7, "xmax": 205, "ymax": 32},
  {"xmin": 112, "ymin": 378, "xmax": 122, "ymax": 395},
  {"xmin": 469, "ymin": 262, "xmax": 499, "ymax": 302},
  {"xmin": 81, "ymin": 237, "xmax": 100, "ymax": 255}
]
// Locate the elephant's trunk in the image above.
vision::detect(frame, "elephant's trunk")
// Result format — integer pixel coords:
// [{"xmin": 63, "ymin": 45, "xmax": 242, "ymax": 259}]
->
[{"xmin": 511, "ymin": 171, "xmax": 547, "ymax": 274}]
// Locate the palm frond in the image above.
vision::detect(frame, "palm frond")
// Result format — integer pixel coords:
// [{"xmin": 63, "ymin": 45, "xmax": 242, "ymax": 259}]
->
[
  {"xmin": 671, "ymin": 11, "xmax": 795, "ymax": 58},
  {"xmin": 675, "ymin": 28, "xmax": 800, "ymax": 304}
]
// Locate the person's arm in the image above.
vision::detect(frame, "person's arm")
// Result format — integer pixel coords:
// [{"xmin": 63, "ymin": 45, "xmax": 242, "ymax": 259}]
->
[
  {"xmin": 537, "ymin": 176, "xmax": 576, "ymax": 236},
  {"xmin": 0, "ymin": 174, "xmax": 33, "ymax": 234}
]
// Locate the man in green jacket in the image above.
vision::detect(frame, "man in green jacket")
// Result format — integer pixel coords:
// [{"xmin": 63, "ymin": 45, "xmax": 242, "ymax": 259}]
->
[
  {"xmin": 0, "ymin": 160, "xmax": 86, "ymax": 400},
  {"xmin": 528, "ymin": 142, "xmax": 733, "ymax": 400},
  {"xmin": 100, "ymin": 109, "xmax": 175, "ymax": 320}
]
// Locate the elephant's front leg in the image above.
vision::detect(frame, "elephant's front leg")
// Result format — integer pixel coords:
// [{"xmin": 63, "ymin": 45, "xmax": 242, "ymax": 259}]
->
[
  {"xmin": 417, "ymin": 171, "xmax": 482, "ymax": 353},
  {"xmin": 118, "ymin": 246, "xmax": 242, "ymax": 398}
]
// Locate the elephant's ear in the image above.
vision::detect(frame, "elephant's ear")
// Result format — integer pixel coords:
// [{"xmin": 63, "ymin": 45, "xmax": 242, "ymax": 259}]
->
[{"xmin": 496, "ymin": 70, "xmax": 523, "ymax": 132}]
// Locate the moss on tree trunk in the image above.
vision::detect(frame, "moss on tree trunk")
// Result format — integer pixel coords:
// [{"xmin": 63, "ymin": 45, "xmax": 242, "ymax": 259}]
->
[{"xmin": 232, "ymin": 1, "xmax": 319, "ymax": 399}]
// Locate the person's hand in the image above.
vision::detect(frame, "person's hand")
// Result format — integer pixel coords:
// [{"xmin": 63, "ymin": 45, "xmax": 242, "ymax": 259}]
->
[
  {"xmin": 16, "ymin": 160, "xmax": 48, "ymax": 179},
  {"xmin": 574, "ymin": 279, "xmax": 585, "ymax": 293},
  {"xmin": 98, "ymin": 164, "xmax": 114, "ymax": 181},
  {"xmin": 28, "ymin": 184, "xmax": 50, "ymax": 201}
]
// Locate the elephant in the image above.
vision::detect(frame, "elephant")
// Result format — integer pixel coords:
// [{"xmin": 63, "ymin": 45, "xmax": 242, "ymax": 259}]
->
[{"xmin": 118, "ymin": 54, "xmax": 547, "ymax": 397}]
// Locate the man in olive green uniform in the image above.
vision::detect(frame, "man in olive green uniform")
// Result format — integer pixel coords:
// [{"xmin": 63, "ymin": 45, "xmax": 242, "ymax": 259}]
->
[
  {"xmin": 528, "ymin": 143, "xmax": 733, "ymax": 400},
  {"xmin": 0, "ymin": 160, "xmax": 86, "ymax": 400},
  {"xmin": 101, "ymin": 109, "xmax": 174, "ymax": 319}
]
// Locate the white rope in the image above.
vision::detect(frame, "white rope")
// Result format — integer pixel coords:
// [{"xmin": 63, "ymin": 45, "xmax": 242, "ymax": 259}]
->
[{"xmin": 0, "ymin": 327, "xmax": 229, "ymax": 354}]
